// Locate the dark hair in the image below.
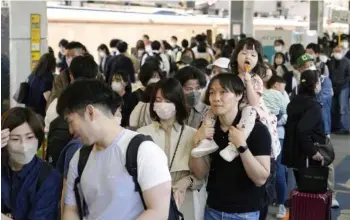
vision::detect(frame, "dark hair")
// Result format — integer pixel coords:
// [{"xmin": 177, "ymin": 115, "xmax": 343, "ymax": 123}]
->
[
  {"xmin": 265, "ymin": 62, "xmax": 277, "ymax": 76},
  {"xmin": 109, "ymin": 39, "xmax": 121, "ymax": 48},
  {"xmin": 117, "ymin": 41, "xmax": 128, "ymax": 53},
  {"xmin": 1, "ymin": 107, "xmax": 44, "ymax": 149},
  {"xmin": 195, "ymin": 34, "xmax": 205, "ymax": 43},
  {"xmin": 151, "ymin": 41, "xmax": 161, "ymax": 51},
  {"xmin": 171, "ymin": 36, "xmax": 178, "ymax": 41},
  {"xmin": 139, "ymin": 60, "xmax": 164, "ymax": 87},
  {"xmin": 266, "ymin": 75, "xmax": 285, "ymax": 89},
  {"xmin": 273, "ymin": 52, "xmax": 286, "ymax": 69},
  {"xmin": 240, "ymin": 33, "xmax": 247, "ymax": 40},
  {"xmin": 230, "ymin": 37, "xmax": 266, "ymax": 79},
  {"xmin": 136, "ymin": 40, "xmax": 145, "ymax": 50},
  {"xmin": 191, "ymin": 58, "xmax": 210, "ymax": 76},
  {"xmin": 181, "ymin": 48, "xmax": 195, "ymax": 60},
  {"xmin": 48, "ymin": 46, "xmax": 54, "ymax": 56},
  {"xmin": 142, "ymin": 83, "xmax": 157, "ymax": 102},
  {"xmin": 149, "ymin": 78, "xmax": 189, "ymax": 125},
  {"xmin": 181, "ymin": 39, "xmax": 189, "ymax": 48},
  {"xmin": 97, "ymin": 44, "xmax": 111, "ymax": 56},
  {"xmin": 65, "ymin": 41, "xmax": 85, "ymax": 50},
  {"xmin": 289, "ymin": 44, "xmax": 305, "ymax": 66},
  {"xmin": 306, "ymin": 43, "xmax": 321, "ymax": 54},
  {"xmin": 111, "ymin": 70, "xmax": 129, "ymax": 85},
  {"xmin": 57, "ymin": 79, "xmax": 123, "ymax": 117},
  {"xmin": 59, "ymin": 39, "xmax": 69, "ymax": 48},
  {"xmin": 143, "ymin": 34, "xmax": 150, "ymax": 40},
  {"xmin": 274, "ymin": 39, "xmax": 285, "ymax": 46},
  {"xmin": 33, "ymin": 53, "xmax": 56, "ymax": 77},
  {"xmin": 174, "ymin": 66, "xmax": 207, "ymax": 88},
  {"xmin": 298, "ymin": 70, "xmax": 319, "ymax": 96},
  {"xmin": 203, "ymin": 73, "xmax": 245, "ymax": 106},
  {"xmin": 221, "ymin": 45, "xmax": 233, "ymax": 58},
  {"xmin": 197, "ymin": 42, "xmax": 207, "ymax": 53},
  {"xmin": 69, "ymin": 56, "xmax": 98, "ymax": 80},
  {"xmin": 161, "ymin": 40, "xmax": 172, "ymax": 51},
  {"xmin": 227, "ymin": 38, "xmax": 236, "ymax": 49}
]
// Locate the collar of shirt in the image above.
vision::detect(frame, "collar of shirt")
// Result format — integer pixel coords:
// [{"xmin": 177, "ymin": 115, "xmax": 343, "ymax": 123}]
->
[
  {"xmin": 4, "ymin": 156, "xmax": 38, "ymax": 181},
  {"xmin": 152, "ymin": 121, "xmax": 181, "ymax": 133},
  {"xmin": 193, "ymin": 101, "xmax": 207, "ymax": 114}
]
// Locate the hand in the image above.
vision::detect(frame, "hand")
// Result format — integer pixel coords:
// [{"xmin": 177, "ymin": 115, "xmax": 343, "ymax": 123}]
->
[
  {"xmin": 228, "ymin": 125, "xmax": 246, "ymax": 148},
  {"xmin": 200, "ymin": 112, "xmax": 215, "ymax": 140},
  {"xmin": 172, "ymin": 177, "xmax": 190, "ymax": 208},
  {"xmin": 1, "ymin": 129, "xmax": 10, "ymax": 148},
  {"xmin": 244, "ymin": 72, "xmax": 252, "ymax": 82},
  {"xmin": 312, "ymin": 151, "xmax": 324, "ymax": 161}
]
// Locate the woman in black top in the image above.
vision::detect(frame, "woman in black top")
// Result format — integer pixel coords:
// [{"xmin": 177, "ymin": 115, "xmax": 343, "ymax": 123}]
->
[
  {"xmin": 282, "ymin": 70, "xmax": 325, "ymax": 179},
  {"xmin": 190, "ymin": 74, "xmax": 271, "ymax": 220}
]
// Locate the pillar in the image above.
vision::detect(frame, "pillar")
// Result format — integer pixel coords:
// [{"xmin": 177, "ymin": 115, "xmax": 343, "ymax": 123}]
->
[
  {"xmin": 309, "ymin": 1, "xmax": 324, "ymax": 36},
  {"xmin": 8, "ymin": 1, "xmax": 48, "ymax": 107},
  {"xmin": 229, "ymin": 0, "xmax": 254, "ymax": 39}
]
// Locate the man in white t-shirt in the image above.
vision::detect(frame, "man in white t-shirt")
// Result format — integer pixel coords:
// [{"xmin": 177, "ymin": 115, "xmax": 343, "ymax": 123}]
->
[{"xmin": 57, "ymin": 79, "xmax": 171, "ymax": 220}]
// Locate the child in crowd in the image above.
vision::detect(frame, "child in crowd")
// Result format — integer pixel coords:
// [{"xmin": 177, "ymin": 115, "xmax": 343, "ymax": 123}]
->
[{"xmin": 192, "ymin": 38, "xmax": 280, "ymax": 162}]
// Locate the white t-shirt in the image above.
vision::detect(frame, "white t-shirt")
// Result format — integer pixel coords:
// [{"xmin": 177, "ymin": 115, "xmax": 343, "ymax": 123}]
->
[
  {"xmin": 65, "ymin": 129, "xmax": 171, "ymax": 220},
  {"xmin": 45, "ymin": 98, "xmax": 59, "ymax": 132}
]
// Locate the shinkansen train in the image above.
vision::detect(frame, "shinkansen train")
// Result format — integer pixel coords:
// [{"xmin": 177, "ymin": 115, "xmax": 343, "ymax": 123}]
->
[{"xmin": 47, "ymin": 5, "xmax": 349, "ymax": 58}]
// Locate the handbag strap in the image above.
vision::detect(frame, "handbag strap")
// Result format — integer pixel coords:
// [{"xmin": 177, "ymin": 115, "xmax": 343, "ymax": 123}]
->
[{"xmin": 169, "ymin": 125, "xmax": 185, "ymax": 170}]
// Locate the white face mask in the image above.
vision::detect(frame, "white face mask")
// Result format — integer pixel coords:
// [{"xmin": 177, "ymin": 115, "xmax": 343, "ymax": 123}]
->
[
  {"xmin": 334, "ymin": 53, "xmax": 343, "ymax": 60},
  {"xmin": 153, "ymin": 102, "xmax": 176, "ymax": 120},
  {"xmin": 111, "ymin": 81, "xmax": 124, "ymax": 92},
  {"xmin": 341, "ymin": 41, "xmax": 349, "ymax": 49},
  {"xmin": 275, "ymin": 46, "xmax": 283, "ymax": 52},
  {"xmin": 8, "ymin": 142, "xmax": 38, "ymax": 165},
  {"xmin": 319, "ymin": 55, "xmax": 328, "ymax": 63},
  {"xmin": 147, "ymin": 78, "xmax": 160, "ymax": 85},
  {"xmin": 99, "ymin": 51, "xmax": 106, "ymax": 58}
]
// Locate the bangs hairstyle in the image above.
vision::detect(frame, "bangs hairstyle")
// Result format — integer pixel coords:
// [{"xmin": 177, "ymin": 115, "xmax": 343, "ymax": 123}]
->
[
  {"xmin": 230, "ymin": 37, "xmax": 266, "ymax": 79},
  {"xmin": 203, "ymin": 73, "xmax": 245, "ymax": 106},
  {"xmin": 56, "ymin": 79, "xmax": 123, "ymax": 117},
  {"xmin": 1, "ymin": 107, "xmax": 44, "ymax": 149},
  {"xmin": 149, "ymin": 78, "xmax": 189, "ymax": 125}
]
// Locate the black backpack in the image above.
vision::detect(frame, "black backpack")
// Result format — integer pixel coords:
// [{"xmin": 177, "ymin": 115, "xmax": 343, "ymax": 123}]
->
[
  {"xmin": 74, "ymin": 134, "xmax": 184, "ymax": 220},
  {"xmin": 46, "ymin": 116, "xmax": 72, "ymax": 167}
]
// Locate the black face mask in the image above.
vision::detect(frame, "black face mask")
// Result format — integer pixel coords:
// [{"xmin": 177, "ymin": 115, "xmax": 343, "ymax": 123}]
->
[{"xmin": 185, "ymin": 91, "xmax": 201, "ymax": 107}]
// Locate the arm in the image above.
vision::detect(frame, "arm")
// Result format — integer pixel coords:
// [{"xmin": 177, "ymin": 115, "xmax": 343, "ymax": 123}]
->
[
  {"xmin": 29, "ymin": 171, "xmax": 62, "ymax": 220},
  {"xmin": 296, "ymin": 106, "xmax": 320, "ymax": 157},
  {"xmin": 240, "ymin": 152, "xmax": 271, "ymax": 187},
  {"xmin": 136, "ymin": 181, "xmax": 171, "ymax": 220},
  {"xmin": 136, "ymin": 141, "xmax": 172, "ymax": 220},
  {"xmin": 323, "ymin": 65, "xmax": 330, "ymax": 78},
  {"xmin": 189, "ymin": 155, "xmax": 210, "ymax": 181},
  {"xmin": 61, "ymin": 178, "xmax": 67, "ymax": 218}
]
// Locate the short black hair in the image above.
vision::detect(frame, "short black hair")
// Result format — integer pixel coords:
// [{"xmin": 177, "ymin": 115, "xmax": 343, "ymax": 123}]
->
[
  {"xmin": 267, "ymin": 75, "xmax": 285, "ymax": 89},
  {"xmin": 306, "ymin": 43, "xmax": 321, "ymax": 54},
  {"xmin": 197, "ymin": 42, "xmax": 207, "ymax": 53},
  {"xmin": 97, "ymin": 44, "xmax": 111, "ymax": 56},
  {"xmin": 181, "ymin": 39, "xmax": 189, "ymax": 48},
  {"xmin": 231, "ymin": 37, "xmax": 266, "ymax": 79},
  {"xmin": 203, "ymin": 73, "xmax": 245, "ymax": 106},
  {"xmin": 191, "ymin": 58, "xmax": 210, "ymax": 76},
  {"xmin": 111, "ymin": 70, "xmax": 129, "ymax": 84},
  {"xmin": 65, "ymin": 41, "xmax": 85, "ymax": 50},
  {"xmin": 116, "ymin": 41, "xmax": 128, "ymax": 53},
  {"xmin": 171, "ymin": 36, "xmax": 178, "ymax": 41},
  {"xmin": 69, "ymin": 56, "xmax": 98, "ymax": 80},
  {"xmin": 139, "ymin": 60, "xmax": 164, "ymax": 87},
  {"xmin": 151, "ymin": 41, "xmax": 161, "ymax": 51},
  {"xmin": 57, "ymin": 79, "xmax": 123, "ymax": 117},
  {"xmin": 173, "ymin": 66, "xmax": 207, "ymax": 88},
  {"xmin": 1, "ymin": 107, "xmax": 44, "ymax": 149},
  {"xmin": 143, "ymin": 34, "xmax": 150, "ymax": 40},
  {"xmin": 149, "ymin": 78, "xmax": 189, "ymax": 125},
  {"xmin": 221, "ymin": 45, "xmax": 233, "ymax": 58},
  {"xmin": 274, "ymin": 39, "xmax": 285, "ymax": 46},
  {"xmin": 110, "ymin": 39, "xmax": 121, "ymax": 48},
  {"xmin": 59, "ymin": 39, "xmax": 69, "ymax": 48},
  {"xmin": 289, "ymin": 44, "xmax": 305, "ymax": 66}
]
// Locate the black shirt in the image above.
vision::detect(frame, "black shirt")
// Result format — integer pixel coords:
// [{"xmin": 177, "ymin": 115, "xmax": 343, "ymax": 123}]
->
[{"xmin": 206, "ymin": 111, "xmax": 272, "ymax": 213}]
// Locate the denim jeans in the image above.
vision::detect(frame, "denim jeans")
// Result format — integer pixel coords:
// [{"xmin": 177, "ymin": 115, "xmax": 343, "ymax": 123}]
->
[
  {"xmin": 205, "ymin": 207, "xmax": 260, "ymax": 220},
  {"xmin": 339, "ymin": 86, "xmax": 350, "ymax": 130},
  {"xmin": 275, "ymin": 139, "xmax": 287, "ymax": 205},
  {"xmin": 321, "ymin": 96, "xmax": 332, "ymax": 134}
]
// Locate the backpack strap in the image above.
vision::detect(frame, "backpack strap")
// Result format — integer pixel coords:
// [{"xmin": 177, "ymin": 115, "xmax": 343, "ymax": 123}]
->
[
  {"xmin": 125, "ymin": 134, "xmax": 153, "ymax": 209},
  {"xmin": 36, "ymin": 161, "xmax": 53, "ymax": 191},
  {"xmin": 78, "ymin": 145, "xmax": 93, "ymax": 177}
]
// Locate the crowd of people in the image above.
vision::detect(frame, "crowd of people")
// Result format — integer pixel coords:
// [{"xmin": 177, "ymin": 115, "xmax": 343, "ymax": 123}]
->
[{"xmin": 1, "ymin": 31, "xmax": 350, "ymax": 220}]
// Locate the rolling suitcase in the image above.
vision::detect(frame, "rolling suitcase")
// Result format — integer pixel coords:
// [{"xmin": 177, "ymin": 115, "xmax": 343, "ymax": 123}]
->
[{"xmin": 290, "ymin": 189, "xmax": 332, "ymax": 220}]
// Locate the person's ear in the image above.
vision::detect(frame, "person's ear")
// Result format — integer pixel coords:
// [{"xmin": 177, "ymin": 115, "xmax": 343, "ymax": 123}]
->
[{"xmin": 85, "ymin": 105, "xmax": 96, "ymax": 122}]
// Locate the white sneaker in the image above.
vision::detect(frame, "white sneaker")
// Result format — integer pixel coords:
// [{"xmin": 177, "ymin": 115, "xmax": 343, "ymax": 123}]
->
[
  {"xmin": 276, "ymin": 205, "xmax": 286, "ymax": 219},
  {"xmin": 331, "ymin": 198, "xmax": 339, "ymax": 208},
  {"xmin": 191, "ymin": 139, "xmax": 219, "ymax": 158},
  {"xmin": 219, "ymin": 143, "xmax": 239, "ymax": 162}
]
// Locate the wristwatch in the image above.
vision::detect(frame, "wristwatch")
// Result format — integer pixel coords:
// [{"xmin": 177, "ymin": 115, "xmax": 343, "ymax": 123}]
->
[{"xmin": 238, "ymin": 145, "xmax": 248, "ymax": 153}]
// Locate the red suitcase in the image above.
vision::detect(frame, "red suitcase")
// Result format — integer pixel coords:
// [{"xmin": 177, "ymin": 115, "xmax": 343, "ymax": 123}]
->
[{"xmin": 290, "ymin": 189, "xmax": 332, "ymax": 220}]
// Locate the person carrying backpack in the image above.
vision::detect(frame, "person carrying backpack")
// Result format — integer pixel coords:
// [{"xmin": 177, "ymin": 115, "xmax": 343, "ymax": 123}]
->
[
  {"xmin": 57, "ymin": 79, "xmax": 178, "ymax": 220},
  {"xmin": 140, "ymin": 41, "xmax": 170, "ymax": 76}
]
